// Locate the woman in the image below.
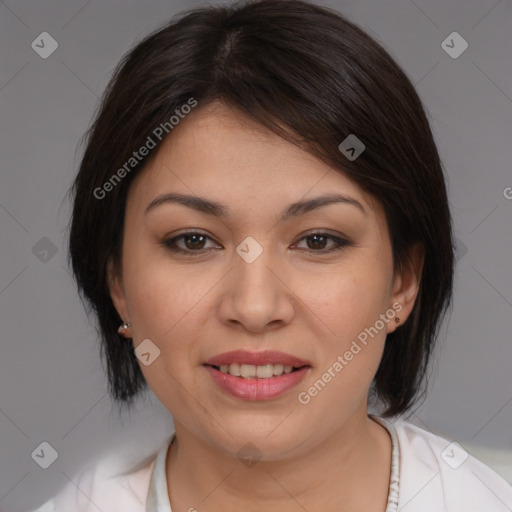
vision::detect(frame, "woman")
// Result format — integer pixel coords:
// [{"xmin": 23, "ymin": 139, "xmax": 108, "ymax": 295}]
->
[{"xmin": 31, "ymin": 0, "xmax": 512, "ymax": 510}]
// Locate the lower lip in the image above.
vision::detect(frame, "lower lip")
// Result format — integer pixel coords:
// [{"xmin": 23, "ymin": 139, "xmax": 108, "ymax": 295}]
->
[{"xmin": 203, "ymin": 365, "xmax": 310, "ymax": 400}]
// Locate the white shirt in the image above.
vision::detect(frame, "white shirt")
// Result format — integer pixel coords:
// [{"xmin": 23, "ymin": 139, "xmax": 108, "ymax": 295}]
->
[{"xmin": 30, "ymin": 418, "xmax": 512, "ymax": 512}]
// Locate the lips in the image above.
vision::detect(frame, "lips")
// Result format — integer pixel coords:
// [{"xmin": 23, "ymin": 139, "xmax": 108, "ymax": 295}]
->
[
  {"xmin": 204, "ymin": 365, "xmax": 310, "ymax": 400},
  {"xmin": 202, "ymin": 350, "xmax": 312, "ymax": 400},
  {"xmin": 203, "ymin": 350, "xmax": 311, "ymax": 367}
]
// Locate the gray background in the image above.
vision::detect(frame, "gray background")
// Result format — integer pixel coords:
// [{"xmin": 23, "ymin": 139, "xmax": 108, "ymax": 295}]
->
[{"xmin": 1, "ymin": 0, "xmax": 511, "ymax": 510}]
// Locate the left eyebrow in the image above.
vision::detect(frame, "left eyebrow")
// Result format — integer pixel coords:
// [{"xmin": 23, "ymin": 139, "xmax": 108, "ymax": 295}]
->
[{"xmin": 144, "ymin": 192, "xmax": 367, "ymax": 219}]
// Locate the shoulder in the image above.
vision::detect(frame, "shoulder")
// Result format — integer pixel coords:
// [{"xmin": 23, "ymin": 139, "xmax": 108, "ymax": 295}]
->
[
  {"xmin": 29, "ymin": 445, "xmax": 160, "ymax": 512},
  {"xmin": 394, "ymin": 419, "xmax": 512, "ymax": 512}
]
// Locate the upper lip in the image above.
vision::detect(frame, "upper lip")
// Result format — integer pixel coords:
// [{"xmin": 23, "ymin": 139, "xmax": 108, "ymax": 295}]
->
[{"xmin": 203, "ymin": 350, "xmax": 311, "ymax": 367}]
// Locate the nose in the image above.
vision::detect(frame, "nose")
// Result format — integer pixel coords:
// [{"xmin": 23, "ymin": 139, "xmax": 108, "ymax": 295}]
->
[{"xmin": 217, "ymin": 240, "xmax": 295, "ymax": 333}]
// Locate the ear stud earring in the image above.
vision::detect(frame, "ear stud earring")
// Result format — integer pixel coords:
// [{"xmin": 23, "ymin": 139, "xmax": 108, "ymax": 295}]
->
[{"xmin": 118, "ymin": 322, "xmax": 131, "ymax": 336}]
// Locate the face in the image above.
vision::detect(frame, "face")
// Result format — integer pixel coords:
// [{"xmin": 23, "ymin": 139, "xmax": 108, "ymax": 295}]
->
[{"xmin": 109, "ymin": 100, "xmax": 420, "ymax": 459}]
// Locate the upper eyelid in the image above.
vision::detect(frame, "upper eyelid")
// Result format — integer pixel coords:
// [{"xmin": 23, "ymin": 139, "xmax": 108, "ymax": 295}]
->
[{"xmin": 166, "ymin": 228, "xmax": 348, "ymax": 240}]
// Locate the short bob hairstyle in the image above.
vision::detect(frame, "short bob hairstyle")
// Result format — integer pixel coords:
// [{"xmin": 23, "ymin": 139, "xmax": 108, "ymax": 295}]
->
[{"xmin": 69, "ymin": 0, "xmax": 454, "ymax": 417}]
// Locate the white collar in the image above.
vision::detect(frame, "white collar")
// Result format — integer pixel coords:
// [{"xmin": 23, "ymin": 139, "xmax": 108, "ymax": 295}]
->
[{"xmin": 146, "ymin": 416, "xmax": 400, "ymax": 511}]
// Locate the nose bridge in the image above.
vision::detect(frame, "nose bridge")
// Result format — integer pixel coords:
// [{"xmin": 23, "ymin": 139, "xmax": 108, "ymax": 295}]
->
[
  {"xmin": 234, "ymin": 234, "xmax": 278, "ymax": 298},
  {"xmin": 218, "ymin": 234, "xmax": 294, "ymax": 330}
]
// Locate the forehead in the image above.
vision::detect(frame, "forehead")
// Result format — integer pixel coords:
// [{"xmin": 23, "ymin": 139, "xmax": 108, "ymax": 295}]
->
[{"xmin": 128, "ymin": 101, "xmax": 379, "ymax": 218}]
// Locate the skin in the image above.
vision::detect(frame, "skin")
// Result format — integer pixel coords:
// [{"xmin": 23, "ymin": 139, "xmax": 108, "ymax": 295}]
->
[{"xmin": 109, "ymin": 100, "xmax": 423, "ymax": 512}]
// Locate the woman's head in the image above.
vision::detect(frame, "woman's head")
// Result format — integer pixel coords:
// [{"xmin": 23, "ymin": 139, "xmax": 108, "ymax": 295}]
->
[{"xmin": 69, "ymin": 0, "xmax": 454, "ymax": 436}]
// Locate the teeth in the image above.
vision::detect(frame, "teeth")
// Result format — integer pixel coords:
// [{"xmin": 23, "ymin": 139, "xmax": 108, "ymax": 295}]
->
[
  {"xmin": 229, "ymin": 363, "xmax": 241, "ymax": 376},
  {"xmin": 273, "ymin": 364, "xmax": 284, "ymax": 375},
  {"xmin": 256, "ymin": 364, "xmax": 274, "ymax": 378},
  {"xmin": 240, "ymin": 364, "xmax": 256, "ymax": 378},
  {"xmin": 216, "ymin": 363, "xmax": 300, "ymax": 378}
]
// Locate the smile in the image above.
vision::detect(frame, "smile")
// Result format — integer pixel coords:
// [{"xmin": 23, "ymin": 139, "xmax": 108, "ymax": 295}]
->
[
  {"xmin": 203, "ymin": 364, "xmax": 310, "ymax": 400},
  {"xmin": 211, "ymin": 363, "xmax": 301, "ymax": 378}
]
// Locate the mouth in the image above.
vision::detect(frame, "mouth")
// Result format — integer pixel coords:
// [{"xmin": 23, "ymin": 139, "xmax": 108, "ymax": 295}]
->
[
  {"xmin": 205, "ymin": 363, "xmax": 307, "ymax": 379},
  {"xmin": 202, "ymin": 350, "xmax": 312, "ymax": 400},
  {"xmin": 203, "ymin": 350, "xmax": 311, "ymax": 369}
]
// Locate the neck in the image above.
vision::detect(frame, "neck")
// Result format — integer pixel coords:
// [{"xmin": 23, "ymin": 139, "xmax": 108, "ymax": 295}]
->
[{"xmin": 166, "ymin": 412, "xmax": 392, "ymax": 512}]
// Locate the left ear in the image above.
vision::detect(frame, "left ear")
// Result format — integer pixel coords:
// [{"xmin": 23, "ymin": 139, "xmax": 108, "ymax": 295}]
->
[
  {"xmin": 387, "ymin": 242, "xmax": 424, "ymax": 333},
  {"xmin": 107, "ymin": 256, "xmax": 130, "ymax": 328}
]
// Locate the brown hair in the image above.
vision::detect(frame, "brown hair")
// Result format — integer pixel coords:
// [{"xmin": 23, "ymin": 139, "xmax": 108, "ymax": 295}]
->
[{"xmin": 69, "ymin": 0, "xmax": 454, "ymax": 417}]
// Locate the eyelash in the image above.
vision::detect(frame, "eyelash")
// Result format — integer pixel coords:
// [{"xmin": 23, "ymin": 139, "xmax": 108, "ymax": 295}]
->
[{"xmin": 162, "ymin": 230, "xmax": 352, "ymax": 255}]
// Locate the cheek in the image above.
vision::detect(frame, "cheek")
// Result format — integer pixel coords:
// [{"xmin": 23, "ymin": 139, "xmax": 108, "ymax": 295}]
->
[
  {"xmin": 121, "ymin": 260, "xmax": 206, "ymax": 405},
  {"xmin": 301, "ymin": 261, "xmax": 392, "ymax": 336},
  {"xmin": 299, "ymin": 260, "xmax": 392, "ymax": 402},
  {"xmin": 122, "ymin": 250, "xmax": 208, "ymax": 344},
  {"xmin": 303, "ymin": 272, "xmax": 390, "ymax": 405}
]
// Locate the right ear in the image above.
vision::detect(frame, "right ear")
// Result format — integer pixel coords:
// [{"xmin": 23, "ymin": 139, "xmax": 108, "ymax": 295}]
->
[{"xmin": 107, "ymin": 257, "xmax": 130, "ymax": 323}]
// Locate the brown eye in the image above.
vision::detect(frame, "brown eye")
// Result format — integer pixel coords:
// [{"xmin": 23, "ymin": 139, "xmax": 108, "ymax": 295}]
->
[
  {"xmin": 293, "ymin": 232, "xmax": 351, "ymax": 253},
  {"xmin": 163, "ymin": 231, "xmax": 351, "ymax": 255},
  {"xmin": 163, "ymin": 232, "xmax": 221, "ymax": 253},
  {"xmin": 306, "ymin": 234, "xmax": 328, "ymax": 250},
  {"xmin": 182, "ymin": 234, "xmax": 207, "ymax": 250}
]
